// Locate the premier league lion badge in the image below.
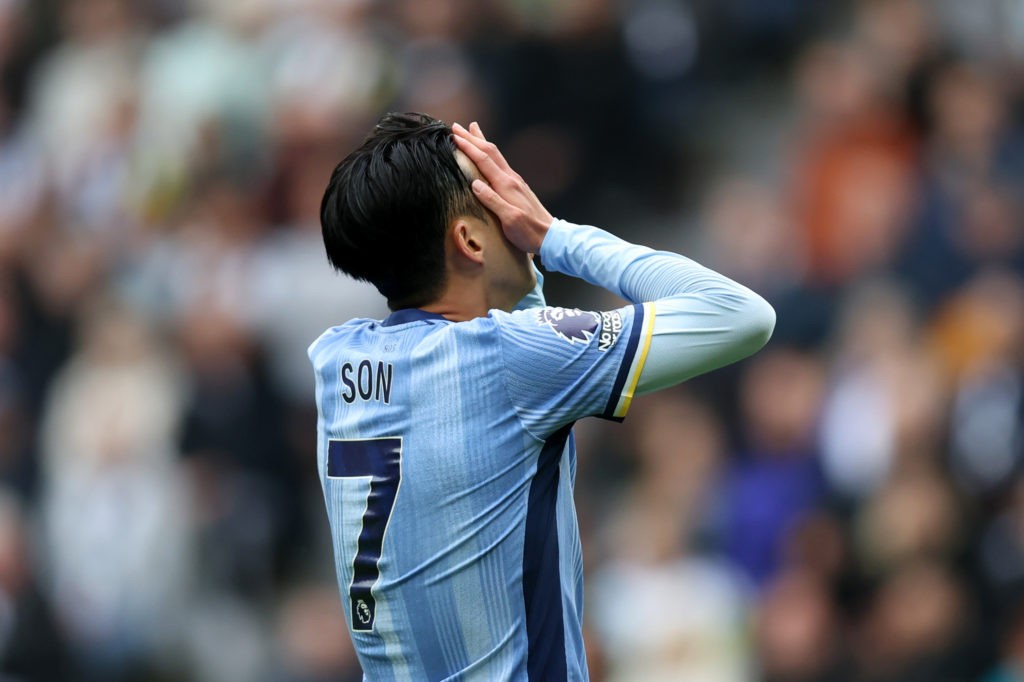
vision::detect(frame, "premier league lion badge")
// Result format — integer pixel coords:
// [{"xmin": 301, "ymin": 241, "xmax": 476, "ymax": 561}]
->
[{"xmin": 535, "ymin": 308, "xmax": 600, "ymax": 344}]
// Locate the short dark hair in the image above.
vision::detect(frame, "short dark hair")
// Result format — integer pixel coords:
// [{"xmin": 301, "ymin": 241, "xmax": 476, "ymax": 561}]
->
[{"xmin": 320, "ymin": 112, "xmax": 485, "ymax": 310}]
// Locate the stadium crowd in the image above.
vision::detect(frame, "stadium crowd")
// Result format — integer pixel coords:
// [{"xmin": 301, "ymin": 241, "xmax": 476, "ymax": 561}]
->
[{"xmin": 0, "ymin": 0, "xmax": 1022, "ymax": 680}]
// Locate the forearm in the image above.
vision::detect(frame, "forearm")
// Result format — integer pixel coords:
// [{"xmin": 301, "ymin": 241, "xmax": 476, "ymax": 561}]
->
[
  {"xmin": 540, "ymin": 219, "xmax": 746, "ymax": 302},
  {"xmin": 540, "ymin": 219, "xmax": 775, "ymax": 391}
]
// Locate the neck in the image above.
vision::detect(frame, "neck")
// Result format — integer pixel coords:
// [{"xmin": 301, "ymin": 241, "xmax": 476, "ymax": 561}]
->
[
  {"xmin": 418, "ymin": 303, "xmax": 481, "ymax": 323},
  {"xmin": 420, "ymin": 272, "xmax": 512, "ymax": 322}
]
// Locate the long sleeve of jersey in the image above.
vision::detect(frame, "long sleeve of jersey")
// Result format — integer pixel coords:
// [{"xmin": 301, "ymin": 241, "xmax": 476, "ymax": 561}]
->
[{"xmin": 539, "ymin": 218, "xmax": 775, "ymax": 393}]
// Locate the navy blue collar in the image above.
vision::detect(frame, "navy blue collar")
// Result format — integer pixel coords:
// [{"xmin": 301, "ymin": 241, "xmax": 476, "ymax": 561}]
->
[{"xmin": 382, "ymin": 308, "xmax": 451, "ymax": 327}]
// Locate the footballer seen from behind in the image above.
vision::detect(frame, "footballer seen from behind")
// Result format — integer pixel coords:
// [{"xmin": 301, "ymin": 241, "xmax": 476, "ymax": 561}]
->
[{"xmin": 310, "ymin": 112, "xmax": 775, "ymax": 681}]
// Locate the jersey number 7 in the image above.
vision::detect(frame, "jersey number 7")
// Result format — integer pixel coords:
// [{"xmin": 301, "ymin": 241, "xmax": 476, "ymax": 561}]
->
[{"xmin": 327, "ymin": 437, "xmax": 403, "ymax": 632}]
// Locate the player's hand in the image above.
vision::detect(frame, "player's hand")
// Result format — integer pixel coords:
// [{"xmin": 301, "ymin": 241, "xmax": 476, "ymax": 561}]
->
[{"xmin": 452, "ymin": 122, "xmax": 552, "ymax": 254}]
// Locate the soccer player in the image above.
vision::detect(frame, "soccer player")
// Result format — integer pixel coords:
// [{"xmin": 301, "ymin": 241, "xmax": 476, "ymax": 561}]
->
[{"xmin": 311, "ymin": 112, "xmax": 775, "ymax": 680}]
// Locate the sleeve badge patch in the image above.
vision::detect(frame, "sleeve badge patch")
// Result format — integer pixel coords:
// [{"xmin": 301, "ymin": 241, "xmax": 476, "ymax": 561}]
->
[{"xmin": 535, "ymin": 308, "xmax": 600, "ymax": 345}]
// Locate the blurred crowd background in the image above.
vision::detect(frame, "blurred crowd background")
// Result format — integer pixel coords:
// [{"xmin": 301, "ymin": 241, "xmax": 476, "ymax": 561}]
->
[{"xmin": 0, "ymin": 0, "xmax": 1022, "ymax": 680}]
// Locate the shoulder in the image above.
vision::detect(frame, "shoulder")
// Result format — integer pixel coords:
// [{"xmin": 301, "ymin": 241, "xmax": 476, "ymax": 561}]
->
[{"xmin": 307, "ymin": 318, "xmax": 379, "ymax": 364}]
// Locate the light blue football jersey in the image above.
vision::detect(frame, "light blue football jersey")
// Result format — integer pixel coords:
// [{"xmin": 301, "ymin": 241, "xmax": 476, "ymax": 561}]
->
[{"xmin": 309, "ymin": 298, "xmax": 654, "ymax": 681}]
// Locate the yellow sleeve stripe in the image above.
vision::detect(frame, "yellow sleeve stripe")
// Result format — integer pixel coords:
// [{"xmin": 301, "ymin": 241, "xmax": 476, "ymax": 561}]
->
[{"xmin": 613, "ymin": 302, "xmax": 656, "ymax": 418}]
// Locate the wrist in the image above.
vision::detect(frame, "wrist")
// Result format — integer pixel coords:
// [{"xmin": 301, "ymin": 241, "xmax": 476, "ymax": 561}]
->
[
  {"xmin": 538, "ymin": 218, "xmax": 575, "ymax": 272},
  {"xmin": 532, "ymin": 216, "xmax": 554, "ymax": 253}
]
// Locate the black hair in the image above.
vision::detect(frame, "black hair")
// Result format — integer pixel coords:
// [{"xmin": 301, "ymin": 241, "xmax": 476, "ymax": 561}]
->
[{"xmin": 320, "ymin": 112, "xmax": 485, "ymax": 310}]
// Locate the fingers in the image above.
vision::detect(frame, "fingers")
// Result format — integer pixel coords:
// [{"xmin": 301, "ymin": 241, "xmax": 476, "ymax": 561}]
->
[
  {"xmin": 452, "ymin": 122, "xmax": 517, "ymax": 176},
  {"xmin": 452, "ymin": 133, "xmax": 509, "ymax": 186},
  {"xmin": 452, "ymin": 123, "xmax": 499, "ymax": 169},
  {"xmin": 471, "ymin": 179, "xmax": 517, "ymax": 223},
  {"xmin": 453, "ymin": 121, "xmax": 485, "ymax": 143}
]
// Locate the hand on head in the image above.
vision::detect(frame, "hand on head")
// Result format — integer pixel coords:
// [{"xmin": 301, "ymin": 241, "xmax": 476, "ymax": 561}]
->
[{"xmin": 452, "ymin": 122, "xmax": 553, "ymax": 254}]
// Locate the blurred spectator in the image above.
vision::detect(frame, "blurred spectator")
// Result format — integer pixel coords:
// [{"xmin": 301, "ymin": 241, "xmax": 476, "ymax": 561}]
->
[
  {"xmin": 931, "ymin": 271, "xmax": 1024, "ymax": 493},
  {"xmin": 177, "ymin": 300, "xmax": 297, "ymax": 598},
  {"xmin": 852, "ymin": 0, "xmax": 937, "ymax": 90},
  {"xmin": 179, "ymin": 590, "xmax": 272, "ymax": 682},
  {"xmin": 39, "ymin": 296, "xmax": 190, "ymax": 679},
  {"xmin": 898, "ymin": 60, "xmax": 1024, "ymax": 309},
  {"xmin": 134, "ymin": 0, "xmax": 270, "ymax": 203},
  {"xmin": 0, "ymin": 91, "xmax": 44, "ymax": 251},
  {"xmin": 0, "ymin": 487, "xmax": 69, "ymax": 680},
  {"xmin": 819, "ymin": 280, "xmax": 947, "ymax": 498},
  {"xmin": 755, "ymin": 568, "xmax": 846, "ymax": 682},
  {"xmin": 28, "ymin": 0, "xmax": 141, "ymax": 189},
  {"xmin": 719, "ymin": 348, "xmax": 826, "ymax": 586},
  {"xmin": 789, "ymin": 39, "xmax": 917, "ymax": 286},
  {"xmin": 622, "ymin": 391, "xmax": 725, "ymax": 532},
  {"xmin": 0, "ymin": 277, "xmax": 32, "ymax": 497},
  {"xmin": 591, "ymin": 500, "xmax": 754, "ymax": 682},
  {"xmin": 591, "ymin": 392, "xmax": 753, "ymax": 681},
  {"xmin": 854, "ymin": 467, "xmax": 964, "ymax": 573},
  {"xmin": 263, "ymin": 0, "xmax": 386, "ymax": 143},
  {"xmin": 856, "ymin": 560, "xmax": 979, "ymax": 681},
  {"xmin": 592, "ymin": 506, "xmax": 751, "ymax": 680},
  {"xmin": 981, "ymin": 481, "xmax": 1024, "ymax": 623},
  {"xmin": 273, "ymin": 583, "xmax": 362, "ymax": 682}
]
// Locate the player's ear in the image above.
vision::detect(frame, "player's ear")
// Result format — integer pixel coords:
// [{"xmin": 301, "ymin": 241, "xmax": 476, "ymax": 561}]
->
[{"xmin": 451, "ymin": 217, "xmax": 485, "ymax": 266}]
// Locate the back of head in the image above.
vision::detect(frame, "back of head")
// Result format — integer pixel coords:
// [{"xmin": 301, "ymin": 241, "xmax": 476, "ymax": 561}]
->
[{"xmin": 320, "ymin": 112, "xmax": 483, "ymax": 310}]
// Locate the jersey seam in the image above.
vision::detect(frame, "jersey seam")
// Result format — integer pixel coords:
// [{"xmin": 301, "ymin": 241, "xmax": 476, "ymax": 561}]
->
[{"xmin": 494, "ymin": 315, "xmax": 547, "ymax": 444}]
